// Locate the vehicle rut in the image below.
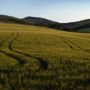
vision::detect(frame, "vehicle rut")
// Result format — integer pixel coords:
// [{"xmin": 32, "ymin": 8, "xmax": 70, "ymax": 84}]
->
[
  {"xmin": 0, "ymin": 33, "xmax": 26, "ymax": 65},
  {"xmin": 62, "ymin": 37, "xmax": 90, "ymax": 53},
  {"xmin": 62, "ymin": 39, "xmax": 74, "ymax": 49},
  {"xmin": 9, "ymin": 32, "xmax": 48, "ymax": 70}
]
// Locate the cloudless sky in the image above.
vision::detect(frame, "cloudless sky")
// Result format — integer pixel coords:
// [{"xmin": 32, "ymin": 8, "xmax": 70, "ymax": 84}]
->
[{"xmin": 0, "ymin": 0, "xmax": 90, "ymax": 22}]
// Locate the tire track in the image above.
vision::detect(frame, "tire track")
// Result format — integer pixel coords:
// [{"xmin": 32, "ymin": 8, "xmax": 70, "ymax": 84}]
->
[
  {"xmin": 0, "ymin": 33, "xmax": 14, "ymax": 47},
  {"xmin": 56, "ymin": 36, "xmax": 77, "ymax": 50},
  {"xmin": 67, "ymin": 39, "xmax": 90, "ymax": 53},
  {"xmin": 63, "ymin": 39, "xmax": 80, "ymax": 50},
  {"xmin": 0, "ymin": 33, "xmax": 26, "ymax": 65},
  {"xmin": 62, "ymin": 37, "xmax": 90, "ymax": 53},
  {"xmin": 62, "ymin": 39, "xmax": 74, "ymax": 49},
  {"xmin": 0, "ymin": 32, "xmax": 48, "ymax": 69},
  {"xmin": 8, "ymin": 32, "xmax": 48, "ymax": 70},
  {"xmin": 65, "ymin": 39, "xmax": 82, "ymax": 49},
  {"xmin": 0, "ymin": 50, "xmax": 26, "ymax": 65}
]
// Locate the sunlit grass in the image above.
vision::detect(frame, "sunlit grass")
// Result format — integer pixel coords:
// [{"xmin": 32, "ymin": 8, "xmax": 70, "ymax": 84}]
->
[{"xmin": 0, "ymin": 23, "xmax": 90, "ymax": 90}]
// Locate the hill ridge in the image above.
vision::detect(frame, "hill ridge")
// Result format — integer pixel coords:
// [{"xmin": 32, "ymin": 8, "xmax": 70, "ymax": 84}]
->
[{"xmin": 0, "ymin": 15, "xmax": 90, "ymax": 32}]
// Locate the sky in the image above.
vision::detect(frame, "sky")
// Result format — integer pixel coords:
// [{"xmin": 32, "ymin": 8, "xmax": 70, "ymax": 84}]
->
[{"xmin": 0, "ymin": 0, "xmax": 90, "ymax": 22}]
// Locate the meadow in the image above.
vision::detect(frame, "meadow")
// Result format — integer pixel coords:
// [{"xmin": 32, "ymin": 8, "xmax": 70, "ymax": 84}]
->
[{"xmin": 0, "ymin": 23, "xmax": 90, "ymax": 90}]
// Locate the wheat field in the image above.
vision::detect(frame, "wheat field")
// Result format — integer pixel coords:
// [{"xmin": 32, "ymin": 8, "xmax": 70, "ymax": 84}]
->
[{"xmin": 0, "ymin": 23, "xmax": 90, "ymax": 90}]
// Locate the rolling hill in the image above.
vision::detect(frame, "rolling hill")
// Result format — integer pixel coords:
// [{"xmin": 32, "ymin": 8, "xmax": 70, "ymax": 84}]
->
[
  {"xmin": 0, "ymin": 15, "xmax": 90, "ymax": 33},
  {"xmin": 23, "ymin": 16, "xmax": 63, "ymax": 29},
  {"xmin": 0, "ymin": 22, "xmax": 90, "ymax": 89},
  {"xmin": 23, "ymin": 17, "xmax": 90, "ymax": 32},
  {"xmin": 0, "ymin": 15, "xmax": 29, "ymax": 25}
]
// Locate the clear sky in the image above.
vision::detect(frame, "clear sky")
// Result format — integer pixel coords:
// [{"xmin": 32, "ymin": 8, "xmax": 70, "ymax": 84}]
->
[{"xmin": 0, "ymin": 0, "xmax": 90, "ymax": 22}]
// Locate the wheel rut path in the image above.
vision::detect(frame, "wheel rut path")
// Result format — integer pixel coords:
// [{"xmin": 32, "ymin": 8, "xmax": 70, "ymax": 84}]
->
[
  {"xmin": 0, "ymin": 32, "xmax": 27, "ymax": 65},
  {"xmin": 62, "ymin": 37, "xmax": 90, "ymax": 53},
  {"xmin": 9, "ymin": 32, "xmax": 48, "ymax": 70},
  {"xmin": 0, "ymin": 32, "xmax": 48, "ymax": 69}
]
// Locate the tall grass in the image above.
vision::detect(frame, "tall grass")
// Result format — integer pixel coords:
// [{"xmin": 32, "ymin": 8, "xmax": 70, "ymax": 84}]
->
[{"xmin": 0, "ymin": 23, "xmax": 90, "ymax": 90}]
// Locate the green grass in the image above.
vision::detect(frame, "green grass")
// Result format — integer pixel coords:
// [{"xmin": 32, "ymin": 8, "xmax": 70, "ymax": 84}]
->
[{"xmin": 0, "ymin": 23, "xmax": 90, "ymax": 90}]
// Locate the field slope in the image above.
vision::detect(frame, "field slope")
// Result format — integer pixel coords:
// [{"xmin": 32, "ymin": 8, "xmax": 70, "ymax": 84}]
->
[{"xmin": 0, "ymin": 23, "xmax": 90, "ymax": 90}]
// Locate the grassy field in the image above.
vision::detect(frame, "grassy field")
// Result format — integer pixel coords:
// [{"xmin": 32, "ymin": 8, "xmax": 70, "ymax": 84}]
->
[{"xmin": 0, "ymin": 23, "xmax": 90, "ymax": 90}]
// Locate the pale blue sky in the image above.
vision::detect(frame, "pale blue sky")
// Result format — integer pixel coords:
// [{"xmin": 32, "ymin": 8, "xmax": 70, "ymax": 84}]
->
[{"xmin": 0, "ymin": 0, "xmax": 90, "ymax": 22}]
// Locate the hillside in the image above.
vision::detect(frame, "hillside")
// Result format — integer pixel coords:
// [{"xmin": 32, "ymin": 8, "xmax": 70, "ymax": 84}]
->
[
  {"xmin": 23, "ymin": 16, "xmax": 63, "ymax": 29},
  {"xmin": 0, "ymin": 15, "xmax": 90, "ymax": 32},
  {"xmin": 61, "ymin": 19, "xmax": 90, "ymax": 32},
  {"xmin": 0, "ymin": 15, "xmax": 29, "ymax": 25},
  {"xmin": 23, "ymin": 17, "xmax": 90, "ymax": 32},
  {"xmin": 0, "ymin": 23, "xmax": 90, "ymax": 89}
]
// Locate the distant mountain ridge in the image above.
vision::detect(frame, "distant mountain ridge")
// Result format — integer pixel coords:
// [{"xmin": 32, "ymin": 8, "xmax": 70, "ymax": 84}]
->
[
  {"xmin": 22, "ymin": 16, "xmax": 64, "ymax": 30},
  {"xmin": 0, "ymin": 15, "xmax": 29, "ymax": 25},
  {"xmin": 0, "ymin": 15, "xmax": 90, "ymax": 32}
]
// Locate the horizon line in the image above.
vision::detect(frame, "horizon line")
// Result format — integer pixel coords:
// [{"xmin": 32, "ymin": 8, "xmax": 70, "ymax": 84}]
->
[{"xmin": 0, "ymin": 14, "xmax": 90, "ymax": 23}]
